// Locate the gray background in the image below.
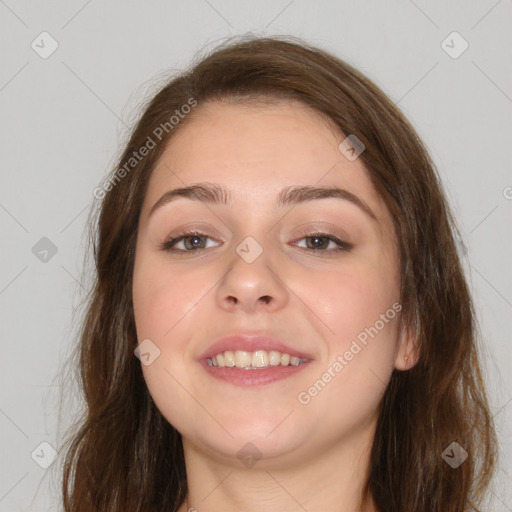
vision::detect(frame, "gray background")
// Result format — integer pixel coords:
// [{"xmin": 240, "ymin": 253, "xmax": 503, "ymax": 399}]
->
[{"xmin": 0, "ymin": 1, "xmax": 511, "ymax": 510}]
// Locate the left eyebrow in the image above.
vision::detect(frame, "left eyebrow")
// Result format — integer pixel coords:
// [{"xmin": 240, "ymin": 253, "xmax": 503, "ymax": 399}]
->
[
  {"xmin": 278, "ymin": 184, "xmax": 377, "ymax": 221},
  {"xmin": 148, "ymin": 182, "xmax": 377, "ymax": 221}
]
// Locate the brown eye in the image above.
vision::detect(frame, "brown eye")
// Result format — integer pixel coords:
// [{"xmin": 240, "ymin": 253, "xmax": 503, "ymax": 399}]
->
[
  {"xmin": 160, "ymin": 232, "xmax": 220, "ymax": 253},
  {"xmin": 182, "ymin": 235, "xmax": 207, "ymax": 250},
  {"xmin": 293, "ymin": 233, "xmax": 352, "ymax": 253},
  {"xmin": 305, "ymin": 235, "xmax": 330, "ymax": 250}
]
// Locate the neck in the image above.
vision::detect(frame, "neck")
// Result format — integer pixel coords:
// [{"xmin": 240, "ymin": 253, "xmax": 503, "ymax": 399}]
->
[{"xmin": 178, "ymin": 424, "xmax": 378, "ymax": 512}]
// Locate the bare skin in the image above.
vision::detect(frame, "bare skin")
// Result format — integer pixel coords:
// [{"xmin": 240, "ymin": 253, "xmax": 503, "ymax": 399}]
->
[{"xmin": 132, "ymin": 99, "xmax": 418, "ymax": 512}]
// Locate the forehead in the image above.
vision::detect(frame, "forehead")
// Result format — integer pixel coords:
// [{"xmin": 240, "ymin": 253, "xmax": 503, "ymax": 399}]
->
[{"xmin": 142, "ymin": 99, "xmax": 393, "ymax": 234}]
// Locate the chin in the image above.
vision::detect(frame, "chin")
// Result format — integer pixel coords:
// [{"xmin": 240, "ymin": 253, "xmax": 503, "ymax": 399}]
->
[{"xmin": 183, "ymin": 413, "xmax": 312, "ymax": 467}]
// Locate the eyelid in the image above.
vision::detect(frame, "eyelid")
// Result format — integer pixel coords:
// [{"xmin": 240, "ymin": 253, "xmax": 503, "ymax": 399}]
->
[
  {"xmin": 291, "ymin": 223, "xmax": 352, "ymax": 244},
  {"xmin": 289, "ymin": 232, "xmax": 352, "ymax": 253},
  {"xmin": 159, "ymin": 222, "xmax": 223, "ymax": 243},
  {"xmin": 159, "ymin": 230, "xmax": 220, "ymax": 252}
]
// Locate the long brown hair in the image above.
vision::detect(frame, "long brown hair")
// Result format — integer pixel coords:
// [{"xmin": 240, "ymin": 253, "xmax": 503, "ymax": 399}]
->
[{"xmin": 60, "ymin": 36, "xmax": 497, "ymax": 512}]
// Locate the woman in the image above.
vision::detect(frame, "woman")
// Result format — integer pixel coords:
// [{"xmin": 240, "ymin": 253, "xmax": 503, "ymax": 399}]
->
[{"xmin": 61, "ymin": 36, "xmax": 497, "ymax": 512}]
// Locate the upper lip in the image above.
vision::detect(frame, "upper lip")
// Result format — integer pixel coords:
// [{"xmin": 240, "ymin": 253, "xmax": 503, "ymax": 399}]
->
[{"xmin": 198, "ymin": 333, "xmax": 313, "ymax": 361}]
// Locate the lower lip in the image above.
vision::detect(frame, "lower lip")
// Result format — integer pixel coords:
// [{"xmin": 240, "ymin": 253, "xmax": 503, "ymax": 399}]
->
[{"xmin": 199, "ymin": 359, "xmax": 311, "ymax": 386}]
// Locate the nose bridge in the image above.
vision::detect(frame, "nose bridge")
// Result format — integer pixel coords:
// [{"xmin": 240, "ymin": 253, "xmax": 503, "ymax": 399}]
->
[{"xmin": 215, "ymin": 233, "xmax": 288, "ymax": 312}]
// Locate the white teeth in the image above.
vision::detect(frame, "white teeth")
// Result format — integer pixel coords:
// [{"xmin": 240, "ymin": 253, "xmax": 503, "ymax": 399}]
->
[
  {"xmin": 268, "ymin": 350, "xmax": 281, "ymax": 366},
  {"xmin": 290, "ymin": 356, "xmax": 301, "ymax": 366},
  {"xmin": 235, "ymin": 350, "xmax": 252, "ymax": 368},
  {"xmin": 207, "ymin": 349, "xmax": 306, "ymax": 369},
  {"xmin": 251, "ymin": 350, "xmax": 268, "ymax": 368},
  {"xmin": 224, "ymin": 350, "xmax": 235, "ymax": 367}
]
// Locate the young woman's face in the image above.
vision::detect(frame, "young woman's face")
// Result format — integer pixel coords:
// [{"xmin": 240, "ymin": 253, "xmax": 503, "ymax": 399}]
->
[{"xmin": 132, "ymin": 99, "xmax": 410, "ymax": 467}]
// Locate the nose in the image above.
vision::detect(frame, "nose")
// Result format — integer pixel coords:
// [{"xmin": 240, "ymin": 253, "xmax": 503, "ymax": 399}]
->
[{"xmin": 215, "ymin": 240, "xmax": 289, "ymax": 314}]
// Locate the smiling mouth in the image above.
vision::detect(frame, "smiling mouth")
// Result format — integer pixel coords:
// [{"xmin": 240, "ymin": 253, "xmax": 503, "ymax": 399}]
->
[{"xmin": 207, "ymin": 349, "xmax": 309, "ymax": 369}]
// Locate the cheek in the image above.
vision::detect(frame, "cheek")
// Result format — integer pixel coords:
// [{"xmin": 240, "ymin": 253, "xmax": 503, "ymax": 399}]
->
[
  {"xmin": 292, "ymin": 253, "xmax": 400, "ymax": 397},
  {"xmin": 297, "ymin": 255, "xmax": 399, "ymax": 342},
  {"xmin": 132, "ymin": 251, "xmax": 208, "ymax": 342},
  {"xmin": 294, "ymin": 269, "xmax": 400, "ymax": 427},
  {"xmin": 132, "ymin": 251, "xmax": 218, "ymax": 402},
  {"xmin": 132, "ymin": 254, "xmax": 213, "ymax": 432}
]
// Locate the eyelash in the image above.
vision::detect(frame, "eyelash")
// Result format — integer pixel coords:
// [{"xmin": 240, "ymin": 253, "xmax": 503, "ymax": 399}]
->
[{"xmin": 159, "ymin": 230, "xmax": 352, "ymax": 254}]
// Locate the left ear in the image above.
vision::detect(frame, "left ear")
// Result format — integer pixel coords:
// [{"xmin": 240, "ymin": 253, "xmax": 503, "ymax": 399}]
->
[{"xmin": 394, "ymin": 322, "xmax": 420, "ymax": 371}]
